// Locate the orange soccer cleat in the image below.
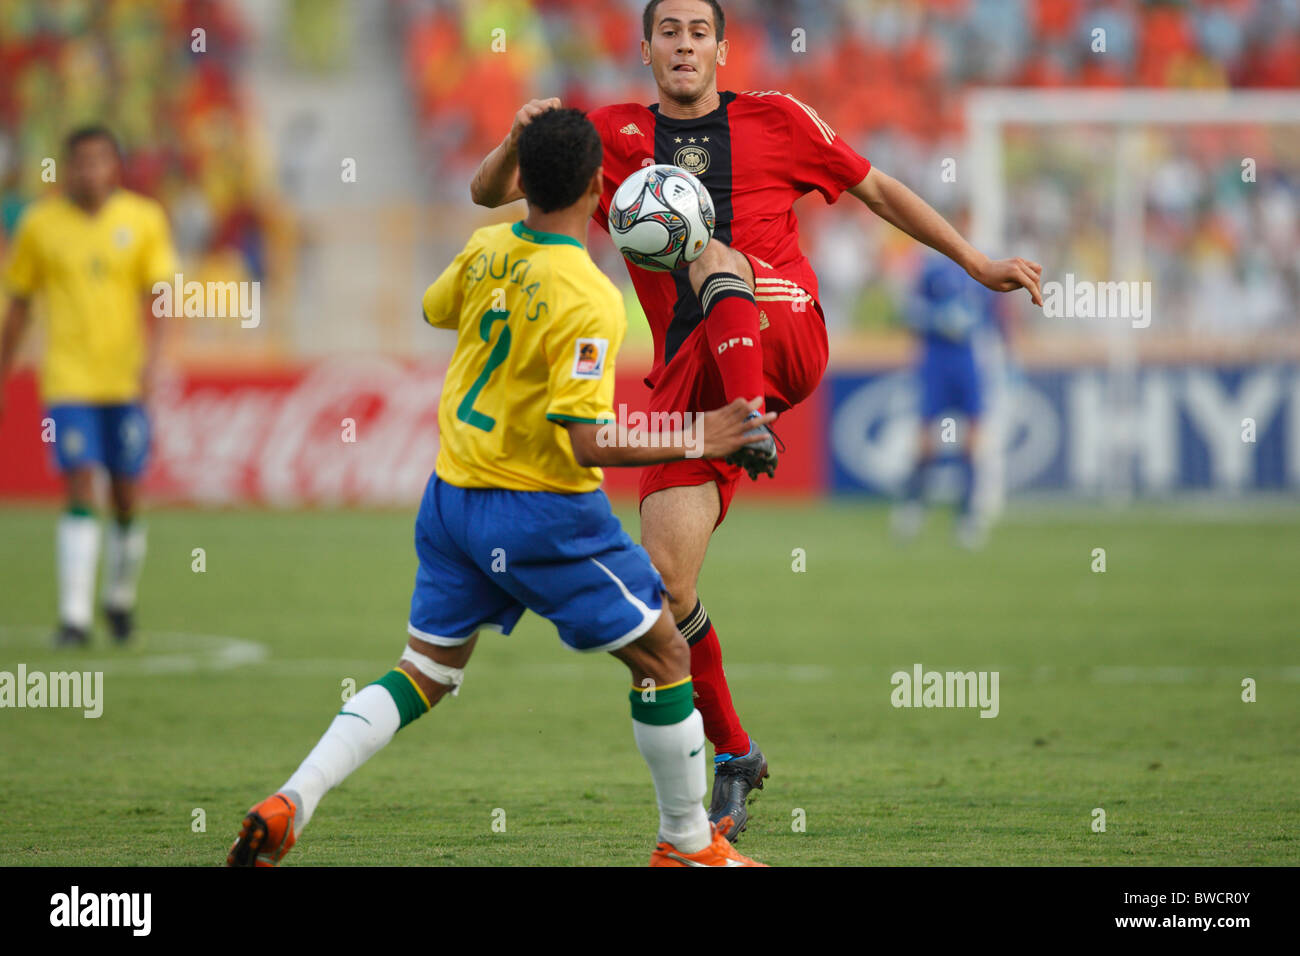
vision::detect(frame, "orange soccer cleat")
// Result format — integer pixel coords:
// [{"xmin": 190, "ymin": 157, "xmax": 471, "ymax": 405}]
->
[
  {"xmin": 226, "ymin": 792, "xmax": 297, "ymax": 867},
  {"xmin": 649, "ymin": 817, "xmax": 768, "ymax": 867}
]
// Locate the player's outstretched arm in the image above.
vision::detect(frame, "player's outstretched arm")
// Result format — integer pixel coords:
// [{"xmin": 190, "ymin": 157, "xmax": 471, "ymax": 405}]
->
[
  {"xmin": 470, "ymin": 98, "xmax": 563, "ymax": 208},
  {"xmin": 564, "ymin": 398, "xmax": 776, "ymax": 469},
  {"xmin": 0, "ymin": 297, "xmax": 32, "ymax": 423},
  {"xmin": 849, "ymin": 167, "xmax": 1044, "ymax": 307}
]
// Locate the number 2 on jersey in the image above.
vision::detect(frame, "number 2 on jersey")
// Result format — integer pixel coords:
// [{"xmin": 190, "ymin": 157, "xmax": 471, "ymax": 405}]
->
[{"xmin": 457, "ymin": 307, "xmax": 511, "ymax": 432}]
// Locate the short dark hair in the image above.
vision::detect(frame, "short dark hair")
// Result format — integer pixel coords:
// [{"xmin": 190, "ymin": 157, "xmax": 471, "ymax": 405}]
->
[
  {"xmin": 517, "ymin": 108, "xmax": 603, "ymax": 214},
  {"xmin": 65, "ymin": 125, "xmax": 122, "ymax": 158},
  {"xmin": 643, "ymin": 0, "xmax": 726, "ymax": 42}
]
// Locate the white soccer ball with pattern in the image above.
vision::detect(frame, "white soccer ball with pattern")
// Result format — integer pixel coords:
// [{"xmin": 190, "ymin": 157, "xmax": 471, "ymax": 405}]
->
[{"xmin": 608, "ymin": 164, "xmax": 716, "ymax": 273}]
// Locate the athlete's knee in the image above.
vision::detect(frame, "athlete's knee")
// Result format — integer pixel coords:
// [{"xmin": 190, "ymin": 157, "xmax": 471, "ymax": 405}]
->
[
  {"xmin": 642, "ymin": 546, "xmax": 696, "ymax": 616},
  {"xmin": 640, "ymin": 484, "xmax": 717, "ymax": 618},
  {"xmin": 65, "ymin": 468, "xmax": 96, "ymax": 509},
  {"xmin": 618, "ymin": 608, "xmax": 690, "ymax": 687},
  {"xmin": 656, "ymin": 571, "xmax": 698, "ymax": 621},
  {"xmin": 647, "ymin": 615, "xmax": 690, "ymax": 679},
  {"xmin": 688, "ymin": 241, "xmax": 752, "ymax": 294},
  {"xmin": 109, "ymin": 478, "xmax": 137, "ymax": 522},
  {"xmin": 663, "ymin": 580, "xmax": 698, "ymax": 622},
  {"xmin": 398, "ymin": 634, "xmax": 474, "ymax": 707}
]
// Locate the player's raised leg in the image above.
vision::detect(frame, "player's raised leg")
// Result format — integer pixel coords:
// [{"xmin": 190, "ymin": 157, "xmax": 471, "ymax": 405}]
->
[
  {"xmin": 690, "ymin": 240, "xmax": 760, "ymax": 409},
  {"xmin": 689, "ymin": 241, "xmax": 776, "ymax": 479},
  {"xmin": 640, "ymin": 481, "xmax": 769, "ymax": 841},
  {"xmin": 226, "ymin": 633, "xmax": 464, "ymax": 867}
]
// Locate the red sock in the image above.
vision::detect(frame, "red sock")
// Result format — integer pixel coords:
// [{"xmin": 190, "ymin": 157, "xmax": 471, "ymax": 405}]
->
[
  {"xmin": 678, "ymin": 600, "xmax": 749, "ymax": 757},
  {"xmin": 701, "ymin": 272, "xmax": 764, "ymax": 411}
]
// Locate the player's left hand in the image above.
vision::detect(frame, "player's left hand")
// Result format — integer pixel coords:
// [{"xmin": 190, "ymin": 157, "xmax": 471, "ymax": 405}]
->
[{"xmin": 971, "ymin": 256, "xmax": 1043, "ymax": 308}]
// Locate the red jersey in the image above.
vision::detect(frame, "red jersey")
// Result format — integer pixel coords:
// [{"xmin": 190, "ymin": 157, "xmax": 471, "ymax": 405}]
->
[{"xmin": 589, "ymin": 90, "xmax": 871, "ymax": 385}]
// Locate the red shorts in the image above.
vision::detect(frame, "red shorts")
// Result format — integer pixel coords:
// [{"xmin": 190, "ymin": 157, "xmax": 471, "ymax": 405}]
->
[{"xmin": 638, "ymin": 254, "xmax": 829, "ymax": 525}]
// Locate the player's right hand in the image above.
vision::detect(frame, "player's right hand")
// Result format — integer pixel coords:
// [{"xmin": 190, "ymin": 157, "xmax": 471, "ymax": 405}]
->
[
  {"xmin": 698, "ymin": 398, "xmax": 778, "ymax": 460},
  {"xmin": 509, "ymin": 98, "xmax": 563, "ymax": 148}
]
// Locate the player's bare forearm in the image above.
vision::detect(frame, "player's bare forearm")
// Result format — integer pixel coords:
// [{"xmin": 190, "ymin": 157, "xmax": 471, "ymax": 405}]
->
[
  {"xmin": 565, "ymin": 420, "xmax": 726, "ymax": 468},
  {"xmin": 851, "ymin": 168, "xmax": 981, "ymax": 271},
  {"xmin": 471, "ymin": 98, "xmax": 562, "ymax": 208},
  {"xmin": 471, "ymin": 136, "xmax": 524, "ymax": 208},
  {"xmin": 850, "ymin": 168, "xmax": 1044, "ymax": 306},
  {"xmin": 564, "ymin": 399, "xmax": 775, "ymax": 468}
]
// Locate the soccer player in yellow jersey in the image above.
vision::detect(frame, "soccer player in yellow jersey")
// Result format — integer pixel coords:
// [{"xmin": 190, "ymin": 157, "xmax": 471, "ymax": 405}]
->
[
  {"xmin": 228, "ymin": 110, "xmax": 774, "ymax": 867},
  {"xmin": 0, "ymin": 126, "xmax": 178, "ymax": 647}
]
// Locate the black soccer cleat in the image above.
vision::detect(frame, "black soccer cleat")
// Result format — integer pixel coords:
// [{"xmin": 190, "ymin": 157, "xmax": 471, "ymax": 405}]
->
[
  {"xmin": 725, "ymin": 412, "xmax": 780, "ymax": 481},
  {"xmin": 104, "ymin": 605, "xmax": 133, "ymax": 643},
  {"xmin": 53, "ymin": 622, "xmax": 90, "ymax": 648},
  {"xmin": 708, "ymin": 740, "xmax": 770, "ymax": 842}
]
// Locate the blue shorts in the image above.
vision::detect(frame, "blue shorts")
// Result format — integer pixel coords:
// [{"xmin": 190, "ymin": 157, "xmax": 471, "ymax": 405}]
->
[
  {"xmin": 918, "ymin": 339, "xmax": 983, "ymax": 421},
  {"xmin": 407, "ymin": 476, "xmax": 665, "ymax": 653},
  {"xmin": 47, "ymin": 403, "xmax": 152, "ymax": 478}
]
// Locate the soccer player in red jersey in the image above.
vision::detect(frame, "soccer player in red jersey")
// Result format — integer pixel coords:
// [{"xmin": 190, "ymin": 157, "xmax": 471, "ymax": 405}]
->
[{"xmin": 472, "ymin": 0, "xmax": 1044, "ymax": 841}]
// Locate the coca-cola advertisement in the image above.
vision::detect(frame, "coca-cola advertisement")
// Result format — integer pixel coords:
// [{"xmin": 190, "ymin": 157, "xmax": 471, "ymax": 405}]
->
[{"xmin": 0, "ymin": 361, "xmax": 824, "ymax": 505}]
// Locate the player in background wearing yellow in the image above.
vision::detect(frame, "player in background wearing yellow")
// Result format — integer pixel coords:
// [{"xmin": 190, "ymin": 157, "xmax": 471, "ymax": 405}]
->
[
  {"xmin": 0, "ymin": 126, "xmax": 178, "ymax": 646},
  {"xmin": 227, "ymin": 110, "xmax": 774, "ymax": 867}
]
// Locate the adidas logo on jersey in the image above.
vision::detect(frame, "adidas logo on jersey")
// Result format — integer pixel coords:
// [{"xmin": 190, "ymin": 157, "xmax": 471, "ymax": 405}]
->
[{"xmin": 620, "ymin": 123, "xmax": 644, "ymax": 136}]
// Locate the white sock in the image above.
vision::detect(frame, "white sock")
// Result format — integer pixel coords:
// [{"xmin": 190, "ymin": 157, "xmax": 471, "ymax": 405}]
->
[
  {"xmin": 634, "ymin": 708, "xmax": 711, "ymax": 853},
  {"xmin": 57, "ymin": 513, "xmax": 101, "ymax": 629},
  {"xmin": 281, "ymin": 683, "xmax": 401, "ymax": 835},
  {"xmin": 102, "ymin": 520, "xmax": 147, "ymax": 611}
]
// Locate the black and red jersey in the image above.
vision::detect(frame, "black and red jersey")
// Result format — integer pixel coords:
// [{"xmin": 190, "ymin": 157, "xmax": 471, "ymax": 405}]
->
[{"xmin": 589, "ymin": 90, "xmax": 871, "ymax": 384}]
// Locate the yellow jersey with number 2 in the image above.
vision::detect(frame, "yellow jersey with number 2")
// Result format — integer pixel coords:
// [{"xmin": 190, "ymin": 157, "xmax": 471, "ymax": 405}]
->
[{"xmin": 422, "ymin": 221, "xmax": 625, "ymax": 495}]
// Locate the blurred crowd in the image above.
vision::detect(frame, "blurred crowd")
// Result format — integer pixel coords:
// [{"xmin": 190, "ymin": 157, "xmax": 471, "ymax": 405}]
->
[
  {"xmin": 398, "ymin": 0, "xmax": 1300, "ymax": 336},
  {"xmin": 0, "ymin": 0, "xmax": 268, "ymax": 284},
  {"xmin": 400, "ymin": 0, "xmax": 1300, "ymax": 166},
  {"xmin": 0, "ymin": 0, "xmax": 1295, "ymax": 346}
]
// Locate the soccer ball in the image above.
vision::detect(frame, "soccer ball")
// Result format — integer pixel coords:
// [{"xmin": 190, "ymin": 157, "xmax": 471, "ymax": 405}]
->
[{"xmin": 609, "ymin": 164, "xmax": 715, "ymax": 273}]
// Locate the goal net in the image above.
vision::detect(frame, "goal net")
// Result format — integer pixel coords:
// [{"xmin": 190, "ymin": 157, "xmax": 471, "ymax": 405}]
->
[{"xmin": 965, "ymin": 89, "xmax": 1300, "ymax": 507}]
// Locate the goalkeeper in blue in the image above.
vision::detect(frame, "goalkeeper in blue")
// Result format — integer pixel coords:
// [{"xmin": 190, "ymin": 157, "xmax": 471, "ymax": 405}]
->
[
  {"xmin": 227, "ymin": 109, "xmax": 773, "ymax": 867},
  {"xmin": 893, "ymin": 250, "xmax": 1003, "ymax": 549}
]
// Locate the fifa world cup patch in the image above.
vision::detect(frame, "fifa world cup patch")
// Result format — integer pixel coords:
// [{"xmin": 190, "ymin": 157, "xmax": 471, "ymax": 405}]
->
[{"xmin": 572, "ymin": 338, "xmax": 610, "ymax": 379}]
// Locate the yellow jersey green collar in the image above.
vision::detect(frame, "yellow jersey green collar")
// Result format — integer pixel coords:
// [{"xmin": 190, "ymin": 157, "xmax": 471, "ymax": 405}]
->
[{"xmin": 513, "ymin": 221, "xmax": 584, "ymax": 250}]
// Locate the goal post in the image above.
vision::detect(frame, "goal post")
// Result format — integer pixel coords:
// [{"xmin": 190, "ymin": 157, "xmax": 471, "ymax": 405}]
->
[{"xmin": 964, "ymin": 89, "xmax": 1300, "ymax": 509}]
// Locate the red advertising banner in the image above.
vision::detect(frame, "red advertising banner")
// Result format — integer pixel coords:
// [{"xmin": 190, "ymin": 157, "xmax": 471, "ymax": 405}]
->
[{"xmin": 0, "ymin": 361, "xmax": 824, "ymax": 505}]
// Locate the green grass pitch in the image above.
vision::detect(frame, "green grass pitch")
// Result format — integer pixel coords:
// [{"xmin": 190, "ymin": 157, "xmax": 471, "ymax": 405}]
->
[{"xmin": 0, "ymin": 501, "xmax": 1297, "ymax": 866}]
